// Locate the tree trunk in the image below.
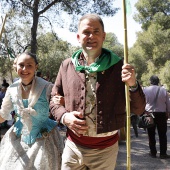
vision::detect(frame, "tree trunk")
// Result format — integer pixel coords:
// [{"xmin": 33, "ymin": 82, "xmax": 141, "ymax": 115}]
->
[{"xmin": 31, "ymin": 1, "xmax": 39, "ymax": 54}]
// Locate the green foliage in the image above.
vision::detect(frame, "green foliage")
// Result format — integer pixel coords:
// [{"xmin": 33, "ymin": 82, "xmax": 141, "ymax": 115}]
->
[
  {"xmin": 0, "ymin": 57, "xmax": 8, "ymax": 76},
  {"xmin": 141, "ymin": 60, "xmax": 170, "ymax": 89},
  {"xmin": 103, "ymin": 32, "xmax": 124, "ymax": 58},
  {"xmin": 141, "ymin": 61, "xmax": 159, "ymax": 87},
  {"xmin": 128, "ymin": 45, "xmax": 146, "ymax": 82},
  {"xmin": 0, "ymin": 56, "xmax": 14, "ymax": 81},
  {"xmin": 130, "ymin": 25, "xmax": 170, "ymax": 89},
  {"xmin": 134, "ymin": 0, "xmax": 170, "ymax": 30},
  {"xmin": 129, "ymin": 0, "xmax": 170, "ymax": 90},
  {"xmin": 36, "ymin": 33, "xmax": 74, "ymax": 82},
  {"xmin": 159, "ymin": 61, "xmax": 170, "ymax": 90}
]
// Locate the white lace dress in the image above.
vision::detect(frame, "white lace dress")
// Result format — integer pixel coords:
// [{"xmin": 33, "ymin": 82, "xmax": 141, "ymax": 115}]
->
[{"xmin": 0, "ymin": 77, "xmax": 63, "ymax": 170}]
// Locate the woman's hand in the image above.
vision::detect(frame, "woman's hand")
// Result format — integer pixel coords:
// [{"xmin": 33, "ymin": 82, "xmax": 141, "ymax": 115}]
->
[{"xmin": 52, "ymin": 93, "xmax": 65, "ymax": 106}]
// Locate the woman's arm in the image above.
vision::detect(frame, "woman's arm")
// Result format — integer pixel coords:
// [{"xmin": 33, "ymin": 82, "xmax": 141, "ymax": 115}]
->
[
  {"xmin": 0, "ymin": 115, "xmax": 5, "ymax": 123},
  {"xmin": 0, "ymin": 89, "xmax": 14, "ymax": 122}
]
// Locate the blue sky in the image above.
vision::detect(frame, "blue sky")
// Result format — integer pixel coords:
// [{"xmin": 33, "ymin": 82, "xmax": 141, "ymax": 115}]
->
[
  {"xmin": 55, "ymin": 0, "xmax": 141, "ymax": 47},
  {"xmin": 103, "ymin": 0, "xmax": 141, "ymax": 47}
]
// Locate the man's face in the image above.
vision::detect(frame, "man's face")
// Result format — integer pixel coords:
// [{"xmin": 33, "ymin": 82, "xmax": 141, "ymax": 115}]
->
[{"xmin": 77, "ymin": 18, "xmax": 106, "ymax": 55}]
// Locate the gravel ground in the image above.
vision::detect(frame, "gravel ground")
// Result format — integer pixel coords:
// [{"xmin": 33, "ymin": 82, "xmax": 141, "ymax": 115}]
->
[
  {"xmin": 1, "ymin": 120, "xmax": 170, "ymax": 170},
  {"xmin": 115, "ymin": 119, "xmax": 170, "ymax": 170}
]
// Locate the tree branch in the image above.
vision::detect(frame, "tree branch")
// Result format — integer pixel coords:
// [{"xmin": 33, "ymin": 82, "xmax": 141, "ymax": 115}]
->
[
  {"xmin": 40, "ymin": 15, "xmax": 58, "ymax": 40},
  {"xmin": 20, "ymin": 0, "xmax": 33, "ymax": 9},
  {"xmin": 38, "ymin": 0, "xmax": 61, "ymax": 15}
]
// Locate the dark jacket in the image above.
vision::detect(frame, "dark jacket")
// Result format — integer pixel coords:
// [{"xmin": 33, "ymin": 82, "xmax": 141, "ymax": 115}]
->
[{"xmin": 50, "ymin": 57, "xmax": 145, "ymax": 133}]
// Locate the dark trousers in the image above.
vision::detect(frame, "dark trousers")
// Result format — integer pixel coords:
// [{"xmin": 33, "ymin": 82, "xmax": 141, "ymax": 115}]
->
[{"xmin": 147, "ymin": 112, "xmax": 167, "ymax": 155}]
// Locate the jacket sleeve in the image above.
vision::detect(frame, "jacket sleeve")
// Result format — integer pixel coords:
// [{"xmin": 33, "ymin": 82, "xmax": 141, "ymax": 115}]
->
[
  {"xmin": 130, "ymin": 82, "xmax": 146, "ymax": 115},
  {"xmin": 50, "ymin": 62, "xmax": 67, "ymax": 123}
]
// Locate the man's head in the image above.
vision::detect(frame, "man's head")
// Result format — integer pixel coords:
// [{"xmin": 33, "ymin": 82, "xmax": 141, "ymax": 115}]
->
[
  {"xmin": 78, "ymin": 14, "xmax": 105, "ymax": 32},
  {"xmin": 77, "ymin": 13, "xmax": 106, "ymax": 56},
  {"xmin": 150, "ymin": 75, "xmax": 159, "ymax": 85},
  {"xmin": 2, "ymin": 79, "xmax": 9, "ymax": 89},
  {"xmin": 36, "ymin": 71, "xmax": 42, "ymax": 77}
]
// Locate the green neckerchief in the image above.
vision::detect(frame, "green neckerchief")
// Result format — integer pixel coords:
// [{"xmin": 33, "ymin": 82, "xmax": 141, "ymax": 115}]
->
[{"xmin": 71, "ymin": 48, "xmax": 121, "ymax": 73}]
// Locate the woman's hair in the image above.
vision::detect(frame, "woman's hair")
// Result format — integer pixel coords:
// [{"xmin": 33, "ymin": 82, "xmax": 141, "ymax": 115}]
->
[
  {"xmin": 150, "ymin": 75, "xmax": 159, "ymax": 85},
  {"xmin": 13, "ymin": 52, "xmax": 38, "ymax": 71}
]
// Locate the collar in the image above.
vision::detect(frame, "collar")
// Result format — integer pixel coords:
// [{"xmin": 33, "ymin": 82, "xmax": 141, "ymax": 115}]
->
[{"xmin": 71, "ymin": 48, "xmax": 121, "ymax": 73}]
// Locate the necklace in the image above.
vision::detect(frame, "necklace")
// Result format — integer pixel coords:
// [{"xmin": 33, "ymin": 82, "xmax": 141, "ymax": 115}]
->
[
  {"xmin": 21, "ymin": 84, "xmax": 32, "ymax": 92},
  {"xmin": 21, "ymin": 80, "xmax": 33, "ymax": 92}
]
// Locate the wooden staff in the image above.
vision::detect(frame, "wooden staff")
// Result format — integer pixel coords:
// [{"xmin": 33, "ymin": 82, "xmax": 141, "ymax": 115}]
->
[
  {"xmin": 122, "ymin": 0, "xmax": 131, "ymax": 170},
  {"xmin": 0, "ymin": 14, "xmax": 7, "ymax": 40}
]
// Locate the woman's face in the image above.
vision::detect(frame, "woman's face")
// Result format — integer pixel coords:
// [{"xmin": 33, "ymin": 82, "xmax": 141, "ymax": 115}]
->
[{"xmin": 16, "ymin": 54, "xmax": 38, "ymax": 84}]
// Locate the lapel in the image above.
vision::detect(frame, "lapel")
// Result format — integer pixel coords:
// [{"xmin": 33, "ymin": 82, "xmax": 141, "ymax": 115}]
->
[
  {"xmin": 28, "ymin": 77, "xmax": 49, "ymax": 107},
  {"xmin": 73, "ymin": 57, "xmax": 86, "ymax": 83},
  {"xmin": 9, "ymin": 77, "xmax": 49, "ymax": 109}
]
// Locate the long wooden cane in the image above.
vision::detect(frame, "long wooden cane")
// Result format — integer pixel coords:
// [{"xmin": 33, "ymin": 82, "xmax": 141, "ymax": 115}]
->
[
  {"xmin": 0, "ymin": 14, "xmax": 7, "ymax": 40},
  {"xmin": 122, "ymin": 0, "xmax": 131, "ymax": 170}
]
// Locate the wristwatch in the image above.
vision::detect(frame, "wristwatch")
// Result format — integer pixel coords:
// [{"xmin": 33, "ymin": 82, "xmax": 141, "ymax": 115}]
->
[{"xmin": 129, "ymin": 81, "xmax": 138, "ymax": 91}]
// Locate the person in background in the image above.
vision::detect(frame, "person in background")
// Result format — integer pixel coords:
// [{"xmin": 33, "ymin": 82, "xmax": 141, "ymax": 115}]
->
[
  {"xmin": 36, "ymin": 71, "xmax": 42, "ymax": 77},
  {"xmin": 0, "ymin": 52, "xmax": 63, "ymax": 169},
  {"xmin": 168, "ymin": 90, "xmax": 170, "ymax": 119},
  {"xmin": 50, "ymin": 13, "xmax": 146, "ymax": 170},
  {"xmin": 0, "ymin": 84, "xmax": 8, "ymax": 108},
  {"xmin": 131, "ymin": 113, "xmax": 139, "ymax": 137},
  {"xmin": 0, "ymin": 83, "xmax": 9, "ymax": 128},
  {"xmin": 143, "ymin": 75, "xmax": 170, "ymax": 159},
  {"xmin": 1, "ymin": 79, "xmax": 9, "ymax": 89}
]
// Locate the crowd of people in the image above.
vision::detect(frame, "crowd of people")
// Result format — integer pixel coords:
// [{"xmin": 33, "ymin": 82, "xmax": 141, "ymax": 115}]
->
[{"xmin": 0, "ymin": 13, "xmax": 169, "ymax": 170}]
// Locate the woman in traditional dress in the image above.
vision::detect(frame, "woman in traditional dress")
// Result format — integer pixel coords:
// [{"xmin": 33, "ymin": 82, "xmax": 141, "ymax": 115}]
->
[{"xmin": 0, "ymin": 52, "xmax": 63, "ymax": 170}]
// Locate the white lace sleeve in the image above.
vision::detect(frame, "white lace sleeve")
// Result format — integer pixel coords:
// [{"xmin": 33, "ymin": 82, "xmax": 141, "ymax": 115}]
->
[
  {"xmin": 0, "ymin": 89, "xmax": 13, "ymax": 120},
  {"xmin": 46, "ymin": 83, "xmax": 54, "ymax": 102}
]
